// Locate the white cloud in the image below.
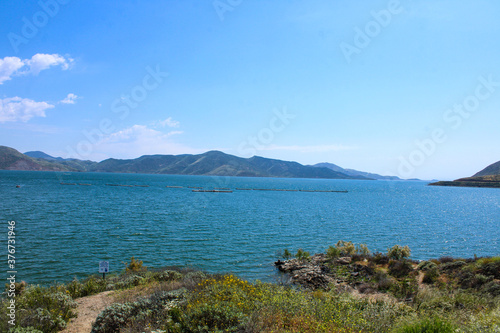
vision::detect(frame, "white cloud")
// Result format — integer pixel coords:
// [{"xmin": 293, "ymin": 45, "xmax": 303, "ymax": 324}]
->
[
  {"xmin": 259, "ymin": 144, "xmax": 356, "ymax": 153},
  {"xmin": 60, "ymin": 93, "xmax": 79, "ymax": 104},
  {"xmin": 155, "ymin": 117, "xmax": 180, "ymax": 128},
  {"xmin": 0, "ymin": 53, "xmax": 72, "ymax": 84},
  {"xmin": 0, "ymin": 57, "xmax": 25, "ymax": 84},
  {"xmin": 0, "ymin": 97, "xmax": 54, "ymax": 123},
  {"xmin": 26, "ymin": 53, "xmax": 72, "ymax": 75},
  {"xmin": 81, "ymin": 124, "xmax": 198, "ymax": 160}
]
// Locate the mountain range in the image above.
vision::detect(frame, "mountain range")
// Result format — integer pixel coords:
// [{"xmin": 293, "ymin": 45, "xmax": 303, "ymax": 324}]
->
[
  {"xmin": 2, "ymin": 145, "xmax": 497, "ymax": 185},
  {"xmin": 311, "ymin": 162, "xmax": 401, "ymax": 180},
  {"xmin": 0, "ymin": 145, "xmax": 382, "ymax": 180}
]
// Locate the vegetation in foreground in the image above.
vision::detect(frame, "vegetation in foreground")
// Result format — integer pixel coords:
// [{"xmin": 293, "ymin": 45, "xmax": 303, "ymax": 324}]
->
[{"xmin": 1, "ymin": 247, "xmax": 499, "ymax": 333}]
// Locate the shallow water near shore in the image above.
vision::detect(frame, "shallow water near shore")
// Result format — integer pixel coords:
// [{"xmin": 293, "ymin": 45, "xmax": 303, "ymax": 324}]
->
[{"xmin": 1, "ymin": 170, "xmax": 499, "ymax": 284}]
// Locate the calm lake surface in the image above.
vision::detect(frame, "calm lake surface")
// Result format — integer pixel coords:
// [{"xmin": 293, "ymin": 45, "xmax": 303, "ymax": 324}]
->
[{"xmin": 1, "ymin": 170, "xmax": 499, "ymax": 284}]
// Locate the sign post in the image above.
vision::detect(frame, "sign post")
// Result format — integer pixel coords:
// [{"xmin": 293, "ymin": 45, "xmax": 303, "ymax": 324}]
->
[{"xmin": 99, "ymin": 261, "xmax": 109, "ymax": 279}]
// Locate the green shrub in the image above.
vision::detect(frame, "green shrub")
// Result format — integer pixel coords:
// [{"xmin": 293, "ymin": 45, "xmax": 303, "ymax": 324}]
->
[
  {"xmin": 440, "ymin": 260, "xmax": 466, "ymax": 271},
  {"xmin": 387, "ymin": 245, "xmax": 411, "ymax": 260},
  {"xmin": 326, "ymin": 245, "xmax": 341, "ymax": 259},
  {"xmin": 356, "ymin": 243, "xmax": 370, "ymax": 256},
  {"xmin": 295, "ymin": 248, "xmax": 310, "ymax": 261},
  {"xmin": 8, "ymin": 327, "xmax": 44, "ymax": 333},
  {"xmin": 13, "ymin": 285, "xmax": 77, "ymax": 333},
  {"xmin": 389, "ymin": 260, "xmax": 414, "ymax": 278},
  {"xmin": 91, "ymin": 290, "xmax": 186, "ymax": 333},
  {"xmin": 372, "ymin": 252, "xmax": 390, "ymax": 265},
  {"xmin": 417, "ymin": 261, "xmax": 438, "ymax": 272},
  {"xmin": 156, "ymin": 269, "xmax": 183, "ymax": 282},
  {"xmin": 4, "ymin": 281, "xmax": 27, "ymax": 296},
  {"xmin": 479, "ymin": 260, "xmax": 500, "ymax": 279},
  {"xmin": 91, "ymin": 303, "xmax": 134, "ymax": 333},
  {"xmin": 422, "ymin": 267, "xmax": 440, "ymax": 284},
  {"xmin": 124, "ymin": 256, "xmax": 146, "ymax": 272},
  {"xmin": 438, "ymin": 256, "xmax": 454, "ymax": 263},
  {"xmin": 282, "ymin": 249, "xmax": 293, "ymax": 260},
  {"xmin": 374, "ymin": 271, "xmax": 394, "ymax": 291},
  {"xmin": 481, "ymin": 281, "xmax": 500, "ymax": 297},
  {"xmin": 394, "ymin": 316, "xmax": 455, "ymax": 333},
  {"xmin": 336, "ymin": 240, "xmax": 356, "ymax": 256},
  {"xmin": 390, "ymin": 277, "xmax": 419, "ymax": 299},
  {"xmin": 114, "ymin": 275, "xmax": 144, "ymax": 289}
]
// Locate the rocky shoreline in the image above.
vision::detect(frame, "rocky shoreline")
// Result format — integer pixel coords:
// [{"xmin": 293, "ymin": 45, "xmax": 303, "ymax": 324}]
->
[{"xmin": 275, "ymin": 253, "xmax": 379, "ymax": 292}]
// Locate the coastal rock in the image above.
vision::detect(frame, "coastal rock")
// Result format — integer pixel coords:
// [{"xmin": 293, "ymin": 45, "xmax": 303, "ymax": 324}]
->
[{"xmin": 336, "ymin": 257, "xmax": 352, "ymax": 265}]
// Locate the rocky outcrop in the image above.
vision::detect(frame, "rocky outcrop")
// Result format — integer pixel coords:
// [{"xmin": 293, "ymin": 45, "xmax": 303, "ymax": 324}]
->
[
  {"xmin": 275, "ymin": 254, "xmax": 376, "ymax": 291},
  {"xmin": 275, "ymin": 254, "xmax": 337, "ymax": 290}
]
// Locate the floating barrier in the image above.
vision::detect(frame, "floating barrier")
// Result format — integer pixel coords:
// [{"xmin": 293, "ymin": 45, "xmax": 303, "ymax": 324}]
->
[
  {"xmin": 192, "ymin": 189, "xmax": 233, "ymax": 193},
  {"xmin": 60, "ymin": 182, "xmax": 348, "ymax": 193}
]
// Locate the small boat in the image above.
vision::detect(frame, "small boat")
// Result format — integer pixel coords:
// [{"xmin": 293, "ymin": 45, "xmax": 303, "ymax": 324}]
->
[
  {"xmin": 16, "ymin": 185, "xmax": 21, "ymax": 188},
  {"xmin": 166, "ymin": 186, "xmax": 183, "ymax": 188}
]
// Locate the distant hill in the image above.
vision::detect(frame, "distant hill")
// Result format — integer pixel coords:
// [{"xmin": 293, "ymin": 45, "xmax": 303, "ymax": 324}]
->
[
  {"xmin": 88, "ymin": 151, "xmax": 369, "ymax": 179},
  {"xmin": 473, "ymin": 160, "xmax": 500, "ymax": 177},
  {"xmin": 24, "ymin": 151, "xmax": 64, "ymax": 161},
  {"xmin": 312, "ymin": 162, "xmax": 400, "ymax": 180},
  {"xmin": 0, "ymin": 146, "xmax": 75, "ymax": 172},
  {"xmin": 429, "ymin": 159, "xmax": 500, "ymax": 188},
  {"xmin": 24, "ymin": 150, "xmax": 97, "ymax": 172},
  {"xmin": 2, "ymin": 146, "xmax": 369, "ymax": 180}
]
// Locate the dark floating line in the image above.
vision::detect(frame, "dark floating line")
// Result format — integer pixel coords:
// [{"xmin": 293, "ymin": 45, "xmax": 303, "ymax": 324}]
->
[
  {"xmin": 62, "ymin": 182, "xmax": 348, "ymax": 193},
  {"xmin": 192, "ymin": 189, "xmax": 233, "ymax": 193}
]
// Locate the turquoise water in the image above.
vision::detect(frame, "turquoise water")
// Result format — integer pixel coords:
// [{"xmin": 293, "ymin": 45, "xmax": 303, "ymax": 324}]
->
[{"xmin": 1, "ymin": 170, "xmax": 499, "ymax": 284}]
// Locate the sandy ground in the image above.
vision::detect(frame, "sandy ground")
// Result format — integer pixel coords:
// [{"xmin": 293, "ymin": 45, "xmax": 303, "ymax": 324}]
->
[{"xmin": 61, "ymin": 291, "xmax": 114, "ymax": 333}]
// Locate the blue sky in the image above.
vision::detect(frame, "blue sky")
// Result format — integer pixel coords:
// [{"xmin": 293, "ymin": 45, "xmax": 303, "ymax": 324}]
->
[{"xmin": 0, "ymin": 0, "xmax": 499, "ymax": 180}]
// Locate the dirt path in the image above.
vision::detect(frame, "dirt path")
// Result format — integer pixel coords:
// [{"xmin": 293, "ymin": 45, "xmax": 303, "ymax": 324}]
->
[{"xmin": 61, "ymin": 291, "xmax": 114, "ymax": 333}]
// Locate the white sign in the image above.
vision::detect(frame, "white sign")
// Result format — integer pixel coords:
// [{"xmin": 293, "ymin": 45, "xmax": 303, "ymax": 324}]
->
[{"xmin": 99, "ymin": 261, "xmax": 109, "ymax": 273}]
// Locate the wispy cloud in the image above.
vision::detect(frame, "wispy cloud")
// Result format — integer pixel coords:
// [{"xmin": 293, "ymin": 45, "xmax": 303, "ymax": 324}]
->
[
  {"xmin": 259, "ymin": 144, "xmax": 357, "ymax": 153},
  {"xmin": 154, "ymin": 117, "xmax": 180, "ymax": 128},
  {"xmin": 82, "ymin": 124, "xmax": 198, "ymax": 160},
  {"xmin": 0, "ymin": 53, "xmax": 73, "ymax": 84},
  {"xmin": 0, "ymin": 97, "xmax": 54, "ymax": 123},
  {"xmin": 60, "ymin": 93, "xmax": 79, "ymax": 104}
]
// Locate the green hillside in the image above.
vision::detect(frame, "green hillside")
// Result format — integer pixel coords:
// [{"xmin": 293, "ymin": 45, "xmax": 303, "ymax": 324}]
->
[
  {"xmin": 0, "ymin": 146, "xmax": 75, "ymax": 172},
  {"xmin": 1, "ymin": 146, "xmax": 369, "ymax": 180},
  {"xmin": 429, "ymin": 160, "xmax": 500, "ymax": 188}
]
